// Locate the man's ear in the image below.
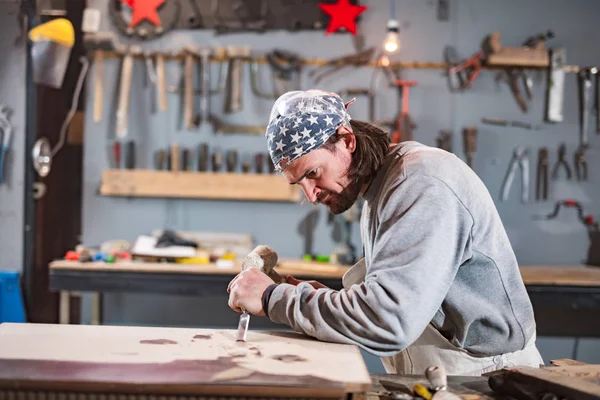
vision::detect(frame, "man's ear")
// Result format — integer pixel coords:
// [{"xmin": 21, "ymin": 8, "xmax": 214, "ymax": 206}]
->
[{"xmin": 339, "ymin": 125, "xmax": 357, "ymax": 153}]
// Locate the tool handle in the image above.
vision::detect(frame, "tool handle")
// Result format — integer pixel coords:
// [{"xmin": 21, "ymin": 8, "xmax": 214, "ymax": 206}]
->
[
  {"xmin": 184, "ymin": 53, "xmax": 194, "ymax": 129},
  {"xmin": 199, "ymin": 49, "xmax": 211, "ymax": 124},
  {"xmin": 156, "ymin": 54, "xmax": 167, "ymax": 112},
  {"xmin": 171, "ymin": 143, "xmax": 180, "ymax": 171},
  {"xmin": 93, "ymin": 51, "xmax": 104, "ymax": 123},
  {"xmin": 116, "ymin": 52, "xmax": 134, "ymax": 139},
  {"xmin": 425, "ymin": 365, "xmax": 447, "ymax": 391},
  {"xmin": 0, "ymin": 147, "xmax": 6, "ymax": 184}
]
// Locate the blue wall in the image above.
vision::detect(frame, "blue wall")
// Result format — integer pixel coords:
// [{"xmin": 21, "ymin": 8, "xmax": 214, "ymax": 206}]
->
[{"xmin": 81, "ymin": 0, "xmax": 600, "ymax": 372}]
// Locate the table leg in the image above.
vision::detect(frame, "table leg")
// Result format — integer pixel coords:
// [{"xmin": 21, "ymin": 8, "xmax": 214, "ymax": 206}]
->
[
  {"xmin": 90, "ymin": 292, "xmax": 103, "ymax": 325},
  {"xmin": 59, "ymin": 291, "xmax": 70, "ymax": 324}
]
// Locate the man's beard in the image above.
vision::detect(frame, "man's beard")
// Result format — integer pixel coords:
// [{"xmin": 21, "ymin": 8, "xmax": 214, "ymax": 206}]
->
[{"xmin": 314, "ymin": 179, "xmax": 361, "ymax": 214}]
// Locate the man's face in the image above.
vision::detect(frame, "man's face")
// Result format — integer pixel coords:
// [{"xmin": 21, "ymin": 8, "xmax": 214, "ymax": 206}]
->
[{"xmin": 281, "ymin": 127, "xmax": 361, "ymax": 214}]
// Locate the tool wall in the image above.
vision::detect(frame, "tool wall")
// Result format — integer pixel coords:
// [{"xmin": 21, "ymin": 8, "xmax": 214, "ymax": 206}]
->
[{"xmin": 74, "ymin": 0, "xmax": 600, "ymax": 353}]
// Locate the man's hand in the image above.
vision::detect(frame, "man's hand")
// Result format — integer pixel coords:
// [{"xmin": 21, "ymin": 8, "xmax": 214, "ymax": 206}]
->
[
  {"xmin": 286, "ymin": 275, "xmax": 330, "ymax": 290},
  {"xmin": 227, "ymin": 268, "xmax": 273, "ymax": 316}
]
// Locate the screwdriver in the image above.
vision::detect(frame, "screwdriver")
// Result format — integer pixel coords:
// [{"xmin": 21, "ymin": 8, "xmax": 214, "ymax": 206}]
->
[
  {"xmin": 242, "ymin": 161, "xmax": 252, "ymax": 173},
  {"xmin": 154, "ymin": 150, "xmax": 166, "ymax": 170},
  {"xmin": 255, "ymin": 153, "xmax": 264, "ymax": 174},
  {"xmin": 197, "ymin": 143, "xmax": 209, "ymax": 171},
  {"xmin": 125, "ymin": 141, "xmax": 135, "ymax": 169},
  {"xmin": 182, "ymin": 148, "xmax": 190, "ymax": 171},
  {"xmin": 113, "ymin": 142, "xmax": 121, "ymax": 168},
  {"xmin": 212, "ymin": 151, "xmax": 223, "ymax": 172},
  {"xmin": 226, "ymin": 150, "xmax": 238, "ymax": 172},
  {"xmin": 171, "ymin": 143, "xmax": 180, "ymax": 171}
]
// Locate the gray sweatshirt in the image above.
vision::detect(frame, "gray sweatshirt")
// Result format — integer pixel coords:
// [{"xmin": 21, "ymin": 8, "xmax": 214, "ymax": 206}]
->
[{"xmin": 267, "ymin": 141, "xmax": 537, "ymax": 357}]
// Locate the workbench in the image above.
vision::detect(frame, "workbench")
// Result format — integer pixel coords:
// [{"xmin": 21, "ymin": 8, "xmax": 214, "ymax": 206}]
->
[
  {"xmin": 0, "ymin": 322, "xmax": 500, "ymax": 399},
  {"xmin": 48, "ymin": 260, "xmax": 600, "ymax": 337}
]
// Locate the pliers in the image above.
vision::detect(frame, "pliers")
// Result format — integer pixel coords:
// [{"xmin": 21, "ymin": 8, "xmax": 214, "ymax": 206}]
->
[
  {"xmin": 501, "ymin": 146, "xmax": 530, "ymax": 203},
  {"xmin": 551, "ymin": 143, "xmax": 572, "ymax": 180}
]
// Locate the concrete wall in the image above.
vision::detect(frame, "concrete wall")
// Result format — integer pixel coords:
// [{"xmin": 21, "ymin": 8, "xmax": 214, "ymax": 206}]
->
[
  {"xmin": 0, "ymin": 3, "xmax": 28, "ymax": 273},
  {"xmin": 81, "ymin": 0, "xmax": 600, "ymax": 372}
]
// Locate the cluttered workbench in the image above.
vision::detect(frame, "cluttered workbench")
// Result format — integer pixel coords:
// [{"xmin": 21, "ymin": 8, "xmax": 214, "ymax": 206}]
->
[
  {"xmin": 49, "ymin": 256, "xmax": 600, "ymax": 338},
  {"xmin": 1, "ymin": 323, "xmax": 598, "ymax": 399}
]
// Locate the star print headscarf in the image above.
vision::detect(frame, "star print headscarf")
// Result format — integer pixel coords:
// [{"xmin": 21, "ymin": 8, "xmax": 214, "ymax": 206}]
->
[{"xmin": 265, "ymin": 89, "xmax": 354, "ymax": 172}]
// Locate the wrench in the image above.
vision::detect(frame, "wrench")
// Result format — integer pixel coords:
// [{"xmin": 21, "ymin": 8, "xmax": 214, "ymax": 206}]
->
[{"xmin": 578, "ymin": 67, "xmax": 597, "ymax": 149}]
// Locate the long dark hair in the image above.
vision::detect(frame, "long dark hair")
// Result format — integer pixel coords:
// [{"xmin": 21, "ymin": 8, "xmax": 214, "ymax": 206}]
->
[{"xmin": 321, "ymin": 119, "xmax": 390, "ymax": 185}]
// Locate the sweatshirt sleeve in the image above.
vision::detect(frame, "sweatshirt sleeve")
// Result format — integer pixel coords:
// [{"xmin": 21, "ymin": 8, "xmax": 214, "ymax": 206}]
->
[{"xmin": 267, "ymin": 174, "xmax": 474, "ymax": 356}]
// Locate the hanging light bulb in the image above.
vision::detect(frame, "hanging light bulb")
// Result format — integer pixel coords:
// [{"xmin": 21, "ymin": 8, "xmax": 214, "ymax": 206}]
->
[{"xmin": 383, "ymin": 19, "xmax": 400, "ymax": 54}]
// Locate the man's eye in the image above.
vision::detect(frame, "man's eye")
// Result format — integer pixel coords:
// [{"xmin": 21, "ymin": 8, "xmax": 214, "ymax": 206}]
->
[{"xmin": 307, "ymin": 169, "xmax": 318, "ymax": 179}]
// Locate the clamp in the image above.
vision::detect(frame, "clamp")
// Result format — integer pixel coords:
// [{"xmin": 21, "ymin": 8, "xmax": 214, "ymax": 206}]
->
[
  {"xmin": 501, "ymin": 146, "xmax": 530, "ymax": 203},
  {"xmin": 445, "ymin": 48, "xmax": 484, "ymax": 91},
  {"xmin": 536, "ymin": 147, "xmax": 548, "ymax": 201},
  {"xmin": 536, "ymin": 199, "xmax": 599, "ymax": 232},
  {"xmin": 551, "ymin": 143, "xmax": 572, "ymax": 180},
  {"xmin": 308, "ymin": 47, "xmax": 375, "ymax": 84}
]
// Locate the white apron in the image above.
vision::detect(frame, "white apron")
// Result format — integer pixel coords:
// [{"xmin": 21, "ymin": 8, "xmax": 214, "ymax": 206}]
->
[{"xmin": 342, "ymin": 259, "xmax": 545, "ymax": 376}]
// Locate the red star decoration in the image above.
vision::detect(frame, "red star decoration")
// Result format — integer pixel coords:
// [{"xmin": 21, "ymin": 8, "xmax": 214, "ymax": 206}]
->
[
  {"xmin": 120, "ymin": 0, "xmax": 166, "ymax": 28},
  {"xmin": 318, "ymin": 0, "xmax": 367, "ymax": 35}
]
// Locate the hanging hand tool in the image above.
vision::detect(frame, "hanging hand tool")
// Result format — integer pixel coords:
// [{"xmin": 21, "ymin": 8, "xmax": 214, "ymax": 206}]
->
[
  {"xmin": 501, "ymin": 146, "xmax": 530, "ymax": 203},
  {"xmin": 197, "ymin": 143, "xmax": 209, "ymax": 172},
  {"xmin": 255, "ymin": 153, "xmax": 264, "ymax": 174},
  {"xmin": 182, "ymin": 148, "xmax": 190, "ymax": 171},
  {"xmin": 596, "ymin": 70, "xmax": 600, "ymax": 134},
  {"xmin": 536, "ymin": 147, "xmax": 548, "ymax": 202},
  {"xmin": 116, "ymin": 45, "xmax": 141, "ymax": 139},
  {"xmin": 155, "ymin": 52, "xmax": 167, "ymax": 112},
  {"xmin": 535, "ymin": 199, "xmax": 599, "ymax": 231},
  {"xmin": 212, "ymin": 150, "xmax": 223, "ymax": 172},
  {"xmin": 309, "ymin": 47, "xmax": 375, "ymax": 84},
  {"xmin": 183, "ymin": 46, "xmax": 198, "ymax": 130},
  {"xmin": 198, "ymin": 47, "xmax": 212, "ymax": 126},
  {"xmin": 481, "ymin": 117, "xmax": 541, "ymax": 130},
  {"xmin": 223, "ymin": 45, "xmax": 250, "ymax": 114},
  {"xmin": 170, "ymin": 143, "xmax": 180, "ymax": 171},
  {"xmin": 226, "ymin": 150, "xmax": 238, "ymax": 172},
  {"xmin": 545, "ymin": 48, "xmax": 566, "ymax": 123},
  {"xmin": 575, "ymin": 149, "xmax": 588, "ymax": 181},
  {"xmin": 250, "ymin": 49, "xmax": 303, "ymax": 99},
  {"xmin": 503, "ymin": 68, "xmax": 532, "ymax": 113},
  {"xmin": 578, "ymin": 66, "xmax": 597, "ymax": 150},
  {"xmin": 207, "ymin": 114, "xmax": 266, "ymax": 135},
  {"xmin": 436, "ymin": 130, "xmax": 452, "ymax": 152},
  {"xmin": 112, "ymin": 141, "xmax": 121, "ymax": 169},
  {"xmin": 462, "ymin": 126, "xmax": 477, "ymax": 169},
  {"xmin": 125, "ymin": 141, "xmax": 135, "ymax": 169},
  {"xmin": 391, "ymin": 80, "xmax": 417, "ymax": 144},
  {"xmin": 445, "ymin": 49, "xmax": 483, "ymax": 91},
  {"xmin": 0, "ymin": 106, "xmax": 13, "ymax": 184},
  {"xmin": 551, "ymin": 143, "xmax": 572, "ymax": 180},
  {"xmin": 83, "ymin": 32, "xmax": 118, "ymax": 124},
  {"xmin": 154, "ymin": 150, "xmax": 166, "ymax": 170}
]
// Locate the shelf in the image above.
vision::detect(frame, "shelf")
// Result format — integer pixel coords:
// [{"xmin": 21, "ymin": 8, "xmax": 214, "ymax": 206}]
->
[{"xmin": 99, "ymin": 169, "xmax": 302, "ymax": 202}]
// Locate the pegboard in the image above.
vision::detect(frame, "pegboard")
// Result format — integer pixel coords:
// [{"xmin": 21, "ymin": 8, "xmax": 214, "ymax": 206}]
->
[{"xmin": 108, "ymin": 0, "xmax": 362, "ymax": 40}]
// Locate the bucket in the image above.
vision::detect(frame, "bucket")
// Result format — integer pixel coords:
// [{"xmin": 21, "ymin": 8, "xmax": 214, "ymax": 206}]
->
[{"xmin": 28, "ymin": 18, "xmax": 74, "ymax": 89}]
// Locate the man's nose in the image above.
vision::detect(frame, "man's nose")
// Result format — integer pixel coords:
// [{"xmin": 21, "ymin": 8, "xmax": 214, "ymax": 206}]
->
[{"xmin": 300, "ymin": 181, "xmax": 319, "ymax": 203}]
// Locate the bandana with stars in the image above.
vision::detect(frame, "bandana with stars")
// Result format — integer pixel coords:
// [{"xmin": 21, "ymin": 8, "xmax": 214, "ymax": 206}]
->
[{"xmin": 265, "ymin": 90, "xmax": 353, "ymax": 172}]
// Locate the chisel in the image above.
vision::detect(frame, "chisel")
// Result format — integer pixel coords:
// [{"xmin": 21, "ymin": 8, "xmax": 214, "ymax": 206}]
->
[{"xmin": 197, "ymin": 143, "xmax": 209, "ymax": 171}]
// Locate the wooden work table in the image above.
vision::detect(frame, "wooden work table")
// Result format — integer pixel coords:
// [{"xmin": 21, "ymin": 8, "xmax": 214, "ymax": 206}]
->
[
  {"xmin": 0, "ymin": 322, "xmax": 504, "ymax": 399},
  {"xmin": 49, "ymin": 260, "xmax": 600, "ymax": 337}
]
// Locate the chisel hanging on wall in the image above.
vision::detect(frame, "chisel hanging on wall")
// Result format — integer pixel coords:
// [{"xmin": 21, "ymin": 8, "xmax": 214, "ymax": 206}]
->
[{"xmin": 544, "ymin": 48, "xmax": 566, "ymax": 123}]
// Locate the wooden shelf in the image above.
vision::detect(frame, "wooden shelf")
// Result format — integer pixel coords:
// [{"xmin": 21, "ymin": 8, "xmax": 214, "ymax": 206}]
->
[{"xmin": 99, "ymin": 169, "xmax": 302, "ymax": 202}]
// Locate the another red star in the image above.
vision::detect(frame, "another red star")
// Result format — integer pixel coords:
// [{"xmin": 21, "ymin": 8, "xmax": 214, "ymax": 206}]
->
[
  {"xmin": 318, "ymin": 0, "xmax": 367, "ymax": 35},
  {"xmin": 121, "ymin": 0, "xmax": 166, "ymax": 28}
]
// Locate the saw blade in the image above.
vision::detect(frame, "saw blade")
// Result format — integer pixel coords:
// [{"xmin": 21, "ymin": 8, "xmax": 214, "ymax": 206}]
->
[{"xmin": 236, "ymin": 311, "xmax": 250, "ymax": 342}]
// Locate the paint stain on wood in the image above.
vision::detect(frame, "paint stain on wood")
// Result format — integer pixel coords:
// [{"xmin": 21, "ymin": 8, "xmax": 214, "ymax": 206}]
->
[
  {"xmin": 139, "ymin": 339, "xmax": 178, "ymax": 345},
  {"xmin": 193, "ymin": 334, "xmax": 212, "ymax": 340},
  {"xmin": 271, "ymin": 354, "xmax": 307, "ymax": 363}
]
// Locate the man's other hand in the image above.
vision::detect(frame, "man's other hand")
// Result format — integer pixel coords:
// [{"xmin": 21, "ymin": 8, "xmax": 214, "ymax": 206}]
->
[
  {"xmin": 227, "ymin": 268, "xmax": 272, "ymax": 316},
  {"xmin": 286, "ymin": 275, "xmax": 330, "ymax": 289}
]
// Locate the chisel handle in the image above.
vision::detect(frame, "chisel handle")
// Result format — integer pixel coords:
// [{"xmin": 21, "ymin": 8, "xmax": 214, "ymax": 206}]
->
[
  {"xmin": 116, "ymin": 50, "xmax": 135, "ymax": 138},
  {"xmin": 425, "ymin": 365, "xmax": 447, "ymax": 391},
  {"xmin": 156, "ymin": 54, "xmax": 167, "ymax": 112},
  {"xmin": 93, "ymin": 50, "xmax": 104, "ymax": 123}
]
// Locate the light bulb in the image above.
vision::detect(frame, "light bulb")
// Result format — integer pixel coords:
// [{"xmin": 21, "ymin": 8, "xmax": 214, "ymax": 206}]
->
[{"xmin": 383, "ymin": 19, "xmax": 400, "ymax": 54}]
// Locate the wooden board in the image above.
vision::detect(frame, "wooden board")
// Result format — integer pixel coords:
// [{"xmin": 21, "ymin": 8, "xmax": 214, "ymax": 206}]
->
[
  {"xmin": 0, "ymin": 323, "xmax": 371, "ymax": 398},
  {"xmin": 49, "ymin": 258, "xmax": 351, "ymax": 279},
  {"xmin": 99, "ymin": 169, "xmax": 302, "ymax": 202},
  {"xmin": 519, "ymin": 265, "xmax": 600, "ymax": 286}
]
